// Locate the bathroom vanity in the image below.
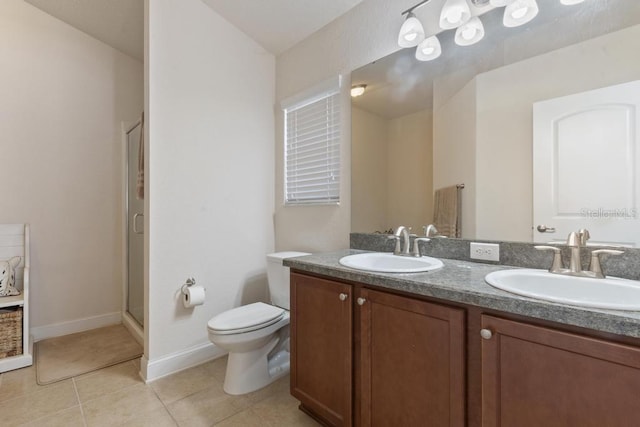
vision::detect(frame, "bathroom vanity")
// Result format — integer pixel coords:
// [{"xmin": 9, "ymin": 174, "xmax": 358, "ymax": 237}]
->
[{"xmin": 286, "ymin": 251, "xmax": 640, "ymax": 427}]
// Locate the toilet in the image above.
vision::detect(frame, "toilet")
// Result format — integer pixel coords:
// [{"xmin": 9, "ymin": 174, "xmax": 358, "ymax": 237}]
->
[{"xmin": 207, "ymin": 251, "xmax": 310, "ymax": 395}]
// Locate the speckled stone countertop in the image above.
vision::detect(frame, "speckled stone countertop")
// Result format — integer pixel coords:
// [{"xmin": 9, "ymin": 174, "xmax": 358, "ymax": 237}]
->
[{"xmin": 284, "ymin": 250, "xmax": 640, "ymax": 339}]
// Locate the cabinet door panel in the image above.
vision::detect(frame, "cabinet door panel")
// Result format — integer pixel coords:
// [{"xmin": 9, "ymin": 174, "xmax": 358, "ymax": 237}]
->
[
  {"xmin": 482, "ymin": 315, "xmax": 640, "ymax": 427},
  {"xmin": 360, "ymin": 289, "xmax": 465, "ymax": 427},
  {"xmin": 291, "ymin": 273, "xmax": 352, "ymax": 426}
]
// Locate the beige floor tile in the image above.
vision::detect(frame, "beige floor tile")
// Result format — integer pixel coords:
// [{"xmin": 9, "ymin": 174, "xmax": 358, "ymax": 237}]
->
[
  {"xmin": 214, "ymin": 408, "xmax": 267, "ymax": 426},
  {"xmin": 74, "ymin": 360, "xmax": 143, "ymax": 403},
  {"xmin": 131, "ymin": 357, "xmax": 141, "ymax": 370},
  {"xmin": 201, "ymin": 356, "xmax": 228, "ymax": 384},
  {"xmin": 167, "ymin": 381, "xmax": 251, "ymax": 427},
  {"xmin": 151, "ymin": 362, "xmax": 220, "ymax": 404},
  {"xmin": 0, "ymin": 380, "xmax": 78, "ymax": 426},
  {"xmin": 0, "ymin": 365, "xmax": 57, "ymax": 402},
  {"xmin": 244, "ymin": 374, "xmax": 291, "ymax": 404},
  {"xmin": 120, "ymin": 405, "xmax": 178, "ymax": 427},
  {"xmin": 250, "ymin": 390, "xmax": 320, "ymax": 427},
  {"xmin": 20, "ymin": 405, "xmax": 85, "ymax": 427},
  {"xmin": 82, "ymin": 382, "xmax": 165, "ymax": 427}
]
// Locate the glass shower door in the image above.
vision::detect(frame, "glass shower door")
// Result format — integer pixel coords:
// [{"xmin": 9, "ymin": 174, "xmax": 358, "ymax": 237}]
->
[{"xmin": 127, "ymin": 123, "xmax": 144, "ymax": 327}]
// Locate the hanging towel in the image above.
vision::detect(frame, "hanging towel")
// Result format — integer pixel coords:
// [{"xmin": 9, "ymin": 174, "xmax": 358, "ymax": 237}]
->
[
  {"xmin": 433, "ymin": 185, "xmax": 461, "ymax": 238},
  {"xmin": 136, "ymin": 112, "xmax": 145, "ymax": 200}
]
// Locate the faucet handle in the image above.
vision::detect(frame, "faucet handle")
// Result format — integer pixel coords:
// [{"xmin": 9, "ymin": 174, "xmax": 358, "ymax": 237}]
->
[
  {"xmin": 534, "ymin": 246, "xmax": 564, "ymax": 273},
  {"xmin": 412, "ymin": 237, "xmax": 431, "ymax": 257},
  {"xmin": 589, "ymin": 249, "xmax": 624, "ymax": 279}
]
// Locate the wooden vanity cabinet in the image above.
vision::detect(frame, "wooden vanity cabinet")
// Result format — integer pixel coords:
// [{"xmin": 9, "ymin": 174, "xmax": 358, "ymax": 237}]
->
[
  {"xmin": 290, "ymin": 272, "xmax": 466, "ymax": 427},
  {"xmin": 290, "ymin": 273, "xmax": 353, "ymax": 426},
  {"xmin": 291, "ymin": 271, "xmax": 640, "ymax": 426},
  {"xmin": 481, "ymin": 315, "xmax": 640, "ymax": 426}
]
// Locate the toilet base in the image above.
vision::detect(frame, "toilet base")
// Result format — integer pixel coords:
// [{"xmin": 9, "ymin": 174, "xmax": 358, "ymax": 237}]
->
[{"xmin": 223, "ymin": 335, "xmax": 290, "ymax": 395}]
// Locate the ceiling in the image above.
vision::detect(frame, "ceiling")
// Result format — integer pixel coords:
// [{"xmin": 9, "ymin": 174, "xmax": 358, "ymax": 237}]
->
[
  {"xmin": 24, "ymin": 0, "xmax": 144, "ymax": 61},
  {"xmin": 200, "ymin": 0, "xmax": 364, "ymax": 55},
  {"xmin": 23, "ymin": 0, "xmax": 365, "ymax": 60}
]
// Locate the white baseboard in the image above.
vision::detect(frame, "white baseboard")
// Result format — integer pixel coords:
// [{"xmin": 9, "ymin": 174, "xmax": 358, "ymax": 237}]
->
[
  {"xmin": 140, "ymin": 341, "xmax": 226, "ymax": 383},
  {"xmin": 32, "ymin": 311, "xmax": 122, "ymax": 342}
]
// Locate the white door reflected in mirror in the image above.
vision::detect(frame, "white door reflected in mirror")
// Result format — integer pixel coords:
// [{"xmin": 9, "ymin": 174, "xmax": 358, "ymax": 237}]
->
[{"xmin": 533, "ymin": 80, "xmax": 640, "ymax": 247}]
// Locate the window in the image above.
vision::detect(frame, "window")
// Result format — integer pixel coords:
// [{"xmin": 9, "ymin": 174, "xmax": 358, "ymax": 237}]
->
[{"xmin": 283, "ymin": 78, "xmax": 341, "ymax": 205}]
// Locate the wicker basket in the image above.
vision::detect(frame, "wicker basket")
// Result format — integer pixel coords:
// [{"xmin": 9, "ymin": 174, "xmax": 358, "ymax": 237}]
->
[{"xmin": 0, "ymin": 307, "xmax": 22, "ymax": 358}]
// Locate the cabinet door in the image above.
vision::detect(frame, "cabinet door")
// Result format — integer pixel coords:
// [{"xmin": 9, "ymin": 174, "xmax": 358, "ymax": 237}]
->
[
  {"xmin": 358, "ymin": 288, "xmax": 465, "ymax": 426},
  {"xmin": 481, "ymin": 315, "xmax": 640, "ymax": 426},
  {"xmin": 290, "ymin": 273, "xmax": 353, "ymax": 426}
]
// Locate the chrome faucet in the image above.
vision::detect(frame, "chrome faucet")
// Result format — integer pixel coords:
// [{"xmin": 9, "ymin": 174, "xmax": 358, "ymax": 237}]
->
[
  {"xmin": 388, "ymin": 226, "xmax": 425, "ymax": 257},
  {"xmin": 566, "ymin": 228, "xmax": 590, "ymax": 274},
  {"xmin": 395, "ymin": 226, "xmax": 411, "ymax": 256},
  {"xmin": 535, "ymin": 229, "xmax": 623, "ymax": 278},
  {"xmin": 423, "ymin": 224, "xmax": 439, "ymax": 238}
]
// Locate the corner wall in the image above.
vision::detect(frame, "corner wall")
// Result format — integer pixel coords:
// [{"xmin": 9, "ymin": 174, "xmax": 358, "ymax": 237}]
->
[
  {"xmin": 145, "ymin": 0, "xmax": 275, "ymax": 379},
  {"xmin": 0, "ymin": 0, "xmax": 143, "ymax": 335}
]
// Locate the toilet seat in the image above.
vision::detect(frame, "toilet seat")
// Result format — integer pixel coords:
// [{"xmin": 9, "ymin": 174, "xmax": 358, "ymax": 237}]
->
[{"xmin": 208, "ymin": 302, "xmax": 285, "ymax": 335}]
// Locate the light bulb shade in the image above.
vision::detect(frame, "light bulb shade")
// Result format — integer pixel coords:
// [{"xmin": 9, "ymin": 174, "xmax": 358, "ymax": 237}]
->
[
  {"xmin": 350, "ymin": 85, "xmax": 366, "ymax": 97},
  {"xmin": 398, "ymin": 13, "xmax": 426, "ymax": 48},
  {"xmin": 489, "ymin": 0, "xmax": 516, "ymax": 6},
  {"xmin": 503, "ymin": 0, "xmax": 539, "ymax": 27},
  {"xmin": 439, "ymin": 0, "xmax": 472, "ymax": 30},
  {"xmin": 455, "ymin": 17, "xmax": 485, "ymax": 46},
  {"xmin": 415, "ymin": 35, "xmax": 442, "ymax": 61},
  {"xmin": 560, "ymin": 0, "xmax": 584, "ymax": 4}
]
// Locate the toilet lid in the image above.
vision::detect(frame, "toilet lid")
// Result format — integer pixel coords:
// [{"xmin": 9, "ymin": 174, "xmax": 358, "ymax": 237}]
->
[{"xmin": 207, "ymin": 302, "xmax": 285, "ymax": 334}]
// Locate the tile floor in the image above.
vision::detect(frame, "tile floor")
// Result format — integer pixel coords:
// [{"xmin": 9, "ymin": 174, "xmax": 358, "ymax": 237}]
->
[{"xmin": 0, "ymin": 357, "xmax": 320, "ymax": 426}]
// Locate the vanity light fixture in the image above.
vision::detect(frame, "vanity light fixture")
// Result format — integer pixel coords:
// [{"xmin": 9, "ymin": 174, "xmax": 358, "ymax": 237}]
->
[
  {"xmin": 416, "ymin": 35, "xmax": 442, "ymax": 61},
  {"xmin": 398, "ymin": 12, "xmax": 426, "ymax": 47},
  {"xmin": 439, "ymin": 0, "xmax": 472, "ymax": 29},
  {"xmin": 399, "ymin": 0, "xmax": 583, "ymax": 62},
  {"xmin": 350, "ymin": 84, "xmax": 367, "ymax": 97},
  {"xmin": 503, "ymin": 0, "xmax": 539, "ymax": 27},
  {"xmin": 455, "ymin": 16, "xmax": 485, "ymax": 46}
]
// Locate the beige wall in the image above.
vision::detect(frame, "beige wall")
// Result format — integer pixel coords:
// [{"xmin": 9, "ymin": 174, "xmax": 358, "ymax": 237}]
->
[
  {"xmin": 475, "ymin": 24, "xmax": 640, "ymax": 241},
  {"xmin": 351, "ymin": 107, "xmax": 433, "ymax": 234},
  {"xmin": 351, "ymin": 107, "xmax": 389, "ymax": 233},
  {"xmin": 433, "ymin": 79, "xmax": 477, "ymax": 239},
  {"xmin": 145, "ymin": 0, "xmax": 275, "ymax": 379},
  {"xmin": 0, "ymin": 0, "xmax": 143, "ymax": 333},
  {"xmin": 387, "ymin": 110, "xmax": 433, "ymax": 233}
]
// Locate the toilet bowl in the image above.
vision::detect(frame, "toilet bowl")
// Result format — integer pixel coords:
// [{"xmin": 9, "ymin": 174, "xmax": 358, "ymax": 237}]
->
[{"xmin": 207, "ymin": 251, "xmax": 309, "ymax": 395}]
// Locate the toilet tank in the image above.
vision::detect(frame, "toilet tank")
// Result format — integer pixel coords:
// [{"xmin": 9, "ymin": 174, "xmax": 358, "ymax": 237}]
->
[{"xmin": 267, "ymin": 251, "xmax": 310, "ymax": 310}]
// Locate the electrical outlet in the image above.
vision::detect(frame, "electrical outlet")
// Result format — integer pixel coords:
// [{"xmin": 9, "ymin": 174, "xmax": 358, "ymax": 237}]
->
[{"xmin": 470, "ymin": 242, "xmax": 500, "ymax": 262}]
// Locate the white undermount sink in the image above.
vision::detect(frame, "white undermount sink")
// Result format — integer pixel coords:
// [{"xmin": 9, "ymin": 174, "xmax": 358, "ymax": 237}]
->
[
  {"xmin": 339, "ymin": 252, "xmax": 444, "ymax": 273},
  {"xmin": 485, "ymin": 269, "xmax": 640, "ymax": 310}
]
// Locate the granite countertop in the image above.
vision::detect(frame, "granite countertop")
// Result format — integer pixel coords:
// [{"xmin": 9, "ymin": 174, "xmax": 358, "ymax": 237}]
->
[{"xmin": 285, "ymin": 249, "xmax": 640, "ymax": 339}]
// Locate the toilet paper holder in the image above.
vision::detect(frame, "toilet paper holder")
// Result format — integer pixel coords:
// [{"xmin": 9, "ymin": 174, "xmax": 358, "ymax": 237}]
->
[{"xmin": 181, "ymin": 277, "xmax": 196, "ymax": 295}]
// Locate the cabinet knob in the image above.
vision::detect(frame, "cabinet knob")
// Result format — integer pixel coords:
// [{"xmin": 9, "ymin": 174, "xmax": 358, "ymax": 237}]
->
[
  {"xmin": 357, "ymin": 297, "xmax": 366, "ymax": 306},
  {"xmin": 339, "ymin": 293, "xmax": 348, "ymax": 301},
  {"xmin": 480, "ymin": 329, "xmax": 493, "ymax": 340}
]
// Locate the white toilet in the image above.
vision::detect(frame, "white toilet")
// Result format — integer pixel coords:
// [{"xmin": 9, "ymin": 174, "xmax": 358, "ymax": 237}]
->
[{"xmin": 207, "ymin": 251, "xmax": 310, "ymax": 395}]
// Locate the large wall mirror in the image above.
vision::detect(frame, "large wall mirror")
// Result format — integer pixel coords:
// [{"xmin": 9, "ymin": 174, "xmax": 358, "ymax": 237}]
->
[{"xmin": 351, "ymin": 0, "xmax": 640, "ymax": 246}]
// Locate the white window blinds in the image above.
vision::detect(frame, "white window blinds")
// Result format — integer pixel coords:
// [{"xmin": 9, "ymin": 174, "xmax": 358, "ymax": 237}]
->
[{"xmin": 284, "ymin": 84, "xmax": 341, "ymax": 205}]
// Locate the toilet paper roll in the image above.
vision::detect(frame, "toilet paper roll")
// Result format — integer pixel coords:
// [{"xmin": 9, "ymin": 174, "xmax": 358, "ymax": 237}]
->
[{"xmin": 183, "ymin": 285, "xmax": 205, "ymax": 308}]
